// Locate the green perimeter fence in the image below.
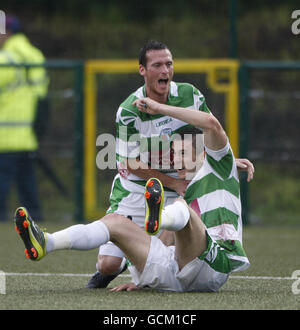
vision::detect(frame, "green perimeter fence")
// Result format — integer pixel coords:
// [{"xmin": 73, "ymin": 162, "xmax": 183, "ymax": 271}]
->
[{"xmin": 239, "ymin": 61, "xmax": 300, "ymax": 225}]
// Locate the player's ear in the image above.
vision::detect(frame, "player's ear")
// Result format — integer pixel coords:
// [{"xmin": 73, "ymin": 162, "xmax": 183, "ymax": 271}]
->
[{"xmin": 139, "ymin": 64, "xmax": 146, "ymax": 77}]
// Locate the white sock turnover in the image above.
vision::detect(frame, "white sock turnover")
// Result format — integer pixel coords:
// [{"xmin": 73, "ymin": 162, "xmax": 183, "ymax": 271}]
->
[{"xmin": 161, "ymin": 200, "xmax": 190, "ymax": 231}]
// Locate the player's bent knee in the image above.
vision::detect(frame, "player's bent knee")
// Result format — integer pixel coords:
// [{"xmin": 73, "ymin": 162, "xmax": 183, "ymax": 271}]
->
[
  {"xmin": 100, "ymin": 213, "xmax": 132, "ymax": 240},
  {"xmin": 97, "ymin": 255, "xmax": 123, "ymax": 275},
  {"xmin": 101, "ymin": 213, "xmax": 128, "ymax": 226}
]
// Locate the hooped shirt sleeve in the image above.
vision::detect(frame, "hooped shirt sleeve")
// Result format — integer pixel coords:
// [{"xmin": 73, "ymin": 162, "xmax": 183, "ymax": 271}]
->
[
  {"xmin": 192, "ymin": 85, "xmax": 211, "ymax": 113},
  {"xmin": 204, "ymin": 139, "xmax": 235, "ymax": 180},
  {"xmin": 116, "ymin": 107, "xmax": 141, "ymax": 162}
]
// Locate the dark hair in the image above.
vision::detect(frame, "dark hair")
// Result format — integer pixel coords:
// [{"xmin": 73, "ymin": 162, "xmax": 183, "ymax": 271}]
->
[
  {"xmin": 177, "ymin": 127, "xmax": 203, "ymax": 137},
  {"xmin": 139, "ymin": 40, "xmax": 169, "ymax": 67},
  {"xmin": 172, "ymin": 126, "xmax": 204, "ymax": 155}
]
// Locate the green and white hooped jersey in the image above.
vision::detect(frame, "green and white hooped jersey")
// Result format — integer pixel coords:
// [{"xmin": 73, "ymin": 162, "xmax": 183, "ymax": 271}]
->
[
  {"xmin": 115, "ymin": 81, "xmax": 210, "ymax": 192},
  {"xmin": 184, "ymin": 141, "xmax": 250, "ymax": 273}
]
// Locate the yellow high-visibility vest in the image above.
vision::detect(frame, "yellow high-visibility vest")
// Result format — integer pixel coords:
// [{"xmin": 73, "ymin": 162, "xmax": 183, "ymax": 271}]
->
[{"xmin": 0, "ymin": 33, "xmax": 49, "ymax": 152}]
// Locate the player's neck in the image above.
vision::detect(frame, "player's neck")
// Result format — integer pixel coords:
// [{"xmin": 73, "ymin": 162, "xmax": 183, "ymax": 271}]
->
[{"xmin": 145, "ymin": 89, "xmax": 168, "ymax": 104}]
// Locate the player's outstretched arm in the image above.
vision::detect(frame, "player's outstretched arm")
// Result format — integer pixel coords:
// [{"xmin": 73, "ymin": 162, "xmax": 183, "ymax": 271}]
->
[{"xmin": 133, "ymin": 97, "xmax": 227, "ymax": 151}]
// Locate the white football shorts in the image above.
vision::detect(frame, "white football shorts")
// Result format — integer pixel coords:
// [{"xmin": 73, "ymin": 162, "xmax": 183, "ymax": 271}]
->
[
  {"xmin": 129, "ymin": 235, "xmax": 229, "ymax": 292},
  {"xmin": 99, "ymin": 175, "xmax": 178, "ymax": 258}
]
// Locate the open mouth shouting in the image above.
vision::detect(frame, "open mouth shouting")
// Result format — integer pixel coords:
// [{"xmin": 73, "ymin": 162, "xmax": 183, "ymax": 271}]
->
[{"xmin": 157, "ymin": 78, "xmax": 169, "ymax": 90}]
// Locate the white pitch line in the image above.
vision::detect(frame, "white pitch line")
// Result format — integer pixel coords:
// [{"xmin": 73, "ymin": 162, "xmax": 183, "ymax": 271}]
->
[
  {"xmin": 5, "ymin": 272, "xmax": 102, "ymax": 277},
  {"xmin": 229, "ymin": 275, "xmax": 295, "ymax": 280},
  {"xmin": 3, "ymin": 273, "xmax": 296, "ymax": 280},
  {"xmin": 4, "ymin": 272, "xmax": 131, "ymax": 278}
]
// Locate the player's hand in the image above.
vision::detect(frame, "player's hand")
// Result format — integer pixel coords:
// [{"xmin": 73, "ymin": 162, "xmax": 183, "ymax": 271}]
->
[
  {"xmin": 236, "ymin": 158, "xmax": 255, "ymax": 182},
  {"xmin": 132, "ymin": 97, "xmax": 162, "ymax": 115},
  {"xmin": 171, "ymin": 179, "xmax": 190, "ymax": 196},
  {"xmin": 110, "ymin": 282, "xmax": 140, "ymax": 292}
]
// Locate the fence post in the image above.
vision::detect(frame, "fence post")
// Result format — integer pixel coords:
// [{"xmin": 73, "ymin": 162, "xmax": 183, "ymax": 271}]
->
[
  {"xmin": 73, "ymin": 62, "xmax": 84, "ymax": 222},
  {"xmin": 229, "ymin": 0, "xmax": 238, "ymax": 58},
  {"xmin": 239, "ymin": 64, "xmax": 250, "ymax": 225}
]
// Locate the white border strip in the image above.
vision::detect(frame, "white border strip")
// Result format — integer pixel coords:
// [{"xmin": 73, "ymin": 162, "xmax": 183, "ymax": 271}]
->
[
  {"xmin": 230, "ymin": 275, "xmax": 295, "ymax": 280},
  {"xmin": 5, "ymin": 273, "xmax": 99, "ymax": 277},
  {"xmin": 4, "ymin": 273, "xmax": 296, "ymax": 280}
]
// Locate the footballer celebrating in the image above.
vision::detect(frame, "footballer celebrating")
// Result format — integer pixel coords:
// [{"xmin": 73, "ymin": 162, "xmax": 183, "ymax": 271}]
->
[
  {"xmin": 87, "ymin": 40, "xmax": 253, "ymax": 289},
  {"xmin": 14, "ymin": 95, "xmax": 250, "ymax": 293}
]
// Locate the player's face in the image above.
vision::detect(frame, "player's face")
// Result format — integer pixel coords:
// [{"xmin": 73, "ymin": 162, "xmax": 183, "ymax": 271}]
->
[
  {"xmin": 139, "ymin": 49, "xmax": 174, "ymax": 102},
  {"xmin": 173, "ymin": 139, "xmax": 204, "ymax": 180}
]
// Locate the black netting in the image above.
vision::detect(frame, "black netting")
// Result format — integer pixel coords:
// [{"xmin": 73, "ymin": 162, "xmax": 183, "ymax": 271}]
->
[{"xmin": 245, "ymin": 67, "xmax": 300, "ymax": 224}]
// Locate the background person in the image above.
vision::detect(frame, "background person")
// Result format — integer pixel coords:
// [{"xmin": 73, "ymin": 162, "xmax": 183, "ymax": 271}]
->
[{"xmin": 0, "ymin": 15, "xmax": 49, "ymax": 222}]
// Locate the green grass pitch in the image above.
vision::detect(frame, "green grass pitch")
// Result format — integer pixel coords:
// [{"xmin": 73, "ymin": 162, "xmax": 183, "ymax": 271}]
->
[{"xmin": 0, "ymin": 222, "xmax": 299, "ymax": 310}]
